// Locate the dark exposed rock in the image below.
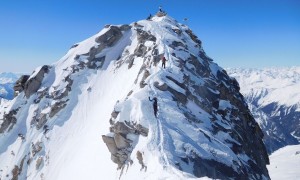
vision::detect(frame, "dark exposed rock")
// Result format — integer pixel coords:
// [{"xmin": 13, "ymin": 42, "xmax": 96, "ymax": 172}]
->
[
  {"xmin": 172, "ymin": 28, "xmax": 182, "ymax": 36},
  {"xmin": 102, "ymin": 135, "xmax": 118, "ymax": 154},
  {"xmin": 31, "ymin": 109, "xmax": 48, "ymax": 130},
  {"xmin": 167, "ymin": 86, "xmax": 187, "ymax": 104},
  {"xmin": 133, "ymin": 22, "xmax": 144, "ymax": 28},
  {"xmin": 49, "ymin": 100, "xmax": 68, "ymax": 118},
  {"xmin": 126, "ymin": 90, "xmax": 133, "ymax": 98},
  {"xmin": 186, "ymin": 54, "xmax": 210, "ymax": 78},
  {"xmin": 13, "ymin": 75, "xmax": 30, "ymax": 96},
  {"xmin": 111, "ymin": 122, "xmax": 136, "ymax": 134},
  {"xmin": 34, "ymin": 87, "xmax": 49, "ymax": 104},
  {"xmin": 87, "ymin": 56, "xmax": 106, "ymax": 69},
  {"xmin": 134, "ymin": 124, "xmax": 149, "ymax": 137},
  {"xmin": 169, "ymin": 41, "xmax": 186, "ymax": 49},
  {"xmin": 24, "ymin": 65, "xmax": 50, "ymax": 98},
  {"xmin": 35, "ymin": 157, "xmax": 44, "ymax": 170},
  {"xmin": 139, "ymin": 70, "xmax": 150, "ymax": 88},
  {"xmin": 19, "ymin": 156, "xmax": 26, "ymax": 178},
  {"xmin": 136, "ymin": 151, "xmax": 147, "ymax": 171},
  {"xmin": 134, "ymin": 43, "xmax": 147, "ymax": 57},
  {"xmin": 151, "ymin": 47, "xmax": 160, "ymax": 66},
  {"xmin": 31, "ymin": 141, "xmax": 43, "ymax": 157},
  {"xmin": 78, "ymin": 26, "xmax": 124, "ymax": 69},
  {"xmin": 114, "ymin": 133, "xmax": 131, "ymax": 149},
  {"xmin": 0, "ymin": 108, "xmax": 20, "ymax": 133},
  {"xmin": 156, "ymin": 11, "xmax": 167, "ymax": 17},
  {"xmin": 70, "ymin": 44, "xmax": 79, "ymax": 49},
  {"xmin": 11, "ymin": 165, "xmax": 19, "ymax": 180},
  {"xmin": 95, "ymin": 26, "xmax": 123, "ymax": 47},
  {"xmin": 103, "ymin": 109, "xmax": 149, "ymax": 169},
  {"xmin": 136, "ymin": 29, "xmax": 156, "ymax": 43},
  {"xmin": 111, "ymin": 111, "xmax": 120, "ymax": 119},
  {"xmin": 120, "ymin": 24, "xmax": 131, "ymax": 31},
  {"xmin": 154, "ymin": 81, "xmax": 168, "ymax": 91},
  {"xmin": 126, "ymin": 55, "xmax": 135, "ymax": 69},
  {"xmin": 185, "ymin": 29, "xmax": 202, "ymax": 45},
  {"xmin": 191, "ymin": 156, "xmax": 244, "ymax": 179}
]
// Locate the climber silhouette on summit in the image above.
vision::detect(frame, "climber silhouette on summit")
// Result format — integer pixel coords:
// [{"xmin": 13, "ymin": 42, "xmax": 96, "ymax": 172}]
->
[
  {"xmin": 149, "ymin": 97, "xmax": 158, "ymax": 118},
  {"xmin": 159, "ymin": 6, "xmax": 163, "ymax": 12}
]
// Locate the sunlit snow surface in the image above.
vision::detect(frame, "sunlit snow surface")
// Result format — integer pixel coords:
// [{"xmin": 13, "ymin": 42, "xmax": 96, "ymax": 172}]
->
[{"xmin": 268, "ymin": 145, "xmax": 300, "ymax": 180}]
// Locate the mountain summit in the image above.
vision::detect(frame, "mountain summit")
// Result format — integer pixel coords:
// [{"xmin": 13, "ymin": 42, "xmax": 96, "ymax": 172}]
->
[{"xmin": 0, "ymin": 14, "xmax": 269, "ymax": 179}]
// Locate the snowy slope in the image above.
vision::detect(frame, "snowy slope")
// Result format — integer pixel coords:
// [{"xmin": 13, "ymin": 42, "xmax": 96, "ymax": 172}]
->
[
  {"xmin": 267, "ymin": 145, "xmax": 300, "ymax": 180},
  {"xmin": 227, "ymin": 67, "xmax": 300, "ymax": 153},
  {"xmin": 0, "ymin": 14, "xmax": 270, "ymax": 180},
  {"xmin": 0, "ymin": 72, "xmax": 21, "ymax": 100}
]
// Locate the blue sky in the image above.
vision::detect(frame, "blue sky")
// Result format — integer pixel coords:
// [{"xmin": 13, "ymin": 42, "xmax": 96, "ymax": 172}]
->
[{"xmin": 0, "ymin": 0, "xmax": 299, "ymax": 72}]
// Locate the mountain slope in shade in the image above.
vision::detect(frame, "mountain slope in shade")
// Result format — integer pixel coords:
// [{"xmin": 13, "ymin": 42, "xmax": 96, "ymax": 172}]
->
[
  {"xmin": 0, "ymin": 15, "xmax": 269, "ymax": 180},
  {"xmin": 227, "ymin": 67, "xmax": 300, "ymax": 154},
  {"xmin": 267, "ymin": 145, "xmax": 300, "ymax": 180}
]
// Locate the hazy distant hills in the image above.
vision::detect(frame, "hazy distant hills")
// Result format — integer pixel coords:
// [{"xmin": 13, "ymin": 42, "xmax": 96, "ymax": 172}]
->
[{"xmin": 0, "ymin": 72, "xmax": 21, "ymax": 100}]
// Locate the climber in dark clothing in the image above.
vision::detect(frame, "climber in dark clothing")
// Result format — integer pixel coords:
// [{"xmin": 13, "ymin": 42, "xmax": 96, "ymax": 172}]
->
[
  {"xmin": 147, "ymin": 14, "xmax": 152, "ymax": 20},
  {"xmin": 149, "ymin": 97, "xmax": 158, "ymax": 118},
  {"xmin": 161, "ymin": 56, "xmax": 167, "ymax": 69},
  {"xmin": 159, "ymin": 6, "xmax": 163, "ymax": 12}
]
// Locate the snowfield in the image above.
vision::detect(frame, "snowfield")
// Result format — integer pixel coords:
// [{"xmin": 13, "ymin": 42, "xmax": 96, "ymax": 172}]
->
[{"xmin": 268, "ymin": 145, "xmax": 300, "ymax": 180}]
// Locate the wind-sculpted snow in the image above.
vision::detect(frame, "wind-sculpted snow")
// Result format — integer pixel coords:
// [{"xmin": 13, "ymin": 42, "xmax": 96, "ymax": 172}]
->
[
  {"xmin": 227, "ymin": 67, "xmax": 300, "ymax": 153},
  {"xmin": 0, "ymin": 14, "xmax": 270, "ymax": 180}
]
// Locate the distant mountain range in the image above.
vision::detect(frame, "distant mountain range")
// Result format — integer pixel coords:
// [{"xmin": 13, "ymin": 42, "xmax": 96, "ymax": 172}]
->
[
  {"xmin": 227, "ymin": 67, "xmax": 300, "ymax": 154},
  {"xmin": 0, "ymin": 72, "xmax": 22, "ymax": 100}
]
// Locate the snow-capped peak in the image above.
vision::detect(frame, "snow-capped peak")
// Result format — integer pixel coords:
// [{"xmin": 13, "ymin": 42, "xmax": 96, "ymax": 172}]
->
[{"xmin": 0, "ymin": 14, "xmax": 270, "ymax": 180}]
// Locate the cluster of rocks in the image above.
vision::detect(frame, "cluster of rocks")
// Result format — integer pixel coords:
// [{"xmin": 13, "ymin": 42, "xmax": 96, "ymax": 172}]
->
[
  {"xmin": 74, "ymin": 25, "xmax": 131, "ymax": 70},
  {"xmin": 8, "ymin": 140, "xmax": 44, "ymax": 180},
  {"xmin": 13, "ymin": 75, "xmax": 30, "ymax": 97},
  {"xmin": 102, "ymin": 109, "xmax": 148, "ymax": 170},
  {"xmin": 0, "ymin": 108, "xmax": 20, "ymax": 133}
]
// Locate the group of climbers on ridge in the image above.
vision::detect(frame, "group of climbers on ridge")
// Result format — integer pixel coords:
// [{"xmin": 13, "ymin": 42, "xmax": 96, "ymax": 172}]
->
[{"xmin": 147, "ymin": 6, "xmax": 169, "ymax": 118}]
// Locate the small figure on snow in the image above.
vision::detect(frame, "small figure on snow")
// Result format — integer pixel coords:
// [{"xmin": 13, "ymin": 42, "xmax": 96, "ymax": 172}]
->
[
  {"xmin": 149, "ymin": 97, "xmax": 158, "ymax": 118},
  {"xmin": 159, "ymin": 6, "xmax": 163, "ymax": 12},
  {"xmin": 161, "ymin": 55, "xmax": 167, "ymax": 69},
  {"xmin": 147, "ymin": 14, "xmax": 152, "ymax": 20}
]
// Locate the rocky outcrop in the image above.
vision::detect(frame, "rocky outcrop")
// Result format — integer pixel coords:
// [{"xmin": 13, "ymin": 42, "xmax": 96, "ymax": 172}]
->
[
  {"xmin": 103, "ymin": 107, "xmax": 149, "ymax": 169},
  {"xmin": 136, "ymin": 151, "xmax": 147, "ymax": 171},
  {"xmin": 0, "ymin": 108, "xmax": 20, "ymax": 133},
  {"xmin": 13, "ymin": 75, "xmax": 30, "ymax": 96},
  {"xmin": 24, "ymin": 65, "xmax": 50, "ymax": 98},
  {"xmin": 185, "ymin": 29, "xmax": 202, "ymax": 45},
  {"xmin": 49, "ymin": 100, "xmax": 68, "ymax": 118}
]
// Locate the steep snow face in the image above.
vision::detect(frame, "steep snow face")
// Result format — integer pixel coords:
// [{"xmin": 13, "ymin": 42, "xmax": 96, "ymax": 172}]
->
[
  {"xmin": 0, "ymin": 15, "xmax": 269, "ymax": 180},
  {"xmin": 0, "ymin": 72, "xmax": 21, "ymax": 100},
  {"xmin": 267, "ymin": 145, "xmax": 300, "ymax": 180},
  {"xmin": 227, "ymin": 67, "xmax": 300, "ymax": 153}
]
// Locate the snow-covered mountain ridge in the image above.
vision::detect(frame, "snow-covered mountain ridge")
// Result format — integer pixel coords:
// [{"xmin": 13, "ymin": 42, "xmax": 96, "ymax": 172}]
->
[
  {"xmin": 227, "ymin": 67, "xmax": 300, "ymax": 153},
  {"xmin": 0, "ymin": 14, "xmax": 269, "ymax": 180}
]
